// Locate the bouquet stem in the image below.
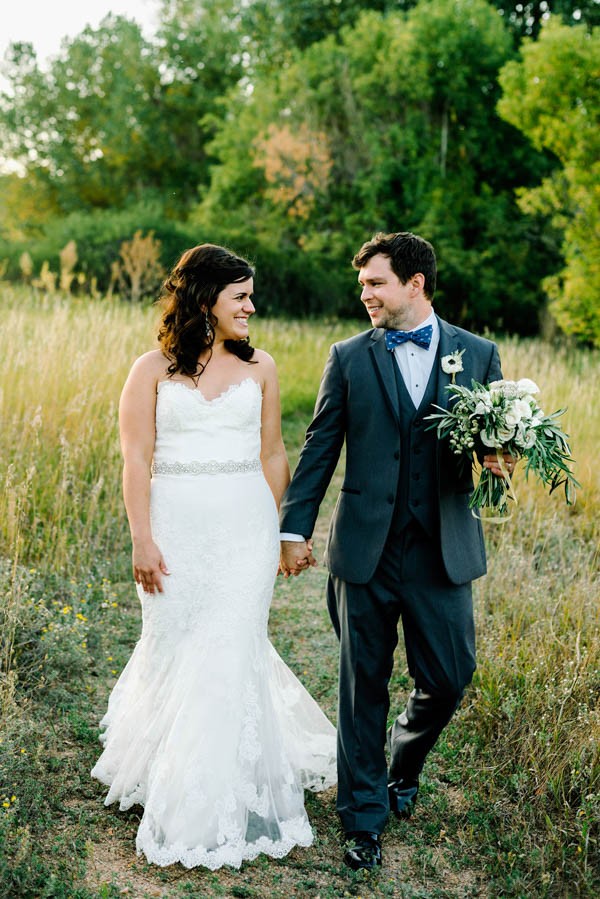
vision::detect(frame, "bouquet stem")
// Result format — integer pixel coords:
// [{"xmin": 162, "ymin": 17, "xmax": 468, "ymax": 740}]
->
[{"xmin": 470, "ymin": 451, "xmax": 518, "ymax": 522}]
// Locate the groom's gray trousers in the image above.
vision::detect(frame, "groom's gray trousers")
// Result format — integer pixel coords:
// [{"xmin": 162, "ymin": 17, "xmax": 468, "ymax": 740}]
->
[{"xmin": 327, "ymin": 517, "xmax": 476, "ymax": 835}]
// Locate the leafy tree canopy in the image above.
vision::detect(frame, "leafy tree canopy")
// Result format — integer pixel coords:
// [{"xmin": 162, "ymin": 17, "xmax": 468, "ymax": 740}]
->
[
  {"xmin": 498, "ymin": 20, "xmax": 600, "ymax": 344},
  {"xmin": 195, "ymin": 0, "xmax": 557, "ymax": 331}
]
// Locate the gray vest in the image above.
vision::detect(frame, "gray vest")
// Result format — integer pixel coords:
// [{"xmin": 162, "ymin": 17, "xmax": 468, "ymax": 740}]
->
[{"xmin": 390, "ymin": 353, "xmax": 440, "ymax": 538}]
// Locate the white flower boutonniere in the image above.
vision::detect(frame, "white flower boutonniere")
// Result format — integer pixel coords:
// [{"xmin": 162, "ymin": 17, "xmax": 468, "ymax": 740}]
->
[{"xmin": 441, "ymin": 348, "xmax": 465, "ymax": 383}]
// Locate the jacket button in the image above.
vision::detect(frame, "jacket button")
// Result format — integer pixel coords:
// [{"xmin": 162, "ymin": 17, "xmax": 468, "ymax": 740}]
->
[
  {"xmin": 387, "ymin": 495, "xmax": 394, "ymax": 505},
  {"xmin": 394, "ymin": 451, "xmax": 400, "ymax": 460}
]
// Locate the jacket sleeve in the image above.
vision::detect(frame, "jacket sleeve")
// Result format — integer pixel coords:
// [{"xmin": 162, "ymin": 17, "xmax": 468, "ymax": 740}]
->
[
  {"xmin": 484, "ymin": 341, "xmax": 503, "ymax": 384},
  {"xmin": 279, "ymin": 345, "xmax": 346, "ymax": 538}
]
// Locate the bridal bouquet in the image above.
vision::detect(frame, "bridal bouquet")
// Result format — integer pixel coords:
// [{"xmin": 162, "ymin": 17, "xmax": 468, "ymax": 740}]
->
[{"xmin": 426, "ymin": 378, "xmax": 580, "ymax": 519}]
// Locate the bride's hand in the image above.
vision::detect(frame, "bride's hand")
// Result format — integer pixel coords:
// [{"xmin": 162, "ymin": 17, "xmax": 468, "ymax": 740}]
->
[{"xmin": 132, "ymin": 539, "xmax": 170, "ymax": 594}]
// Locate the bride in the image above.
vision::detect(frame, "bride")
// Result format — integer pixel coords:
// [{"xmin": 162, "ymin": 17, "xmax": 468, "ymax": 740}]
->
[{"xmin": 91, "ymin": 243, "xmax": 336, "ymax": 870}]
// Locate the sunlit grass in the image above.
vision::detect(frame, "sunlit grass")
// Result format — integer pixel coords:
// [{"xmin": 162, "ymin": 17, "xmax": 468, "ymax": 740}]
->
[{"xmin": 0, "ymin": 286, "xmax": 598, "ymax": 895}]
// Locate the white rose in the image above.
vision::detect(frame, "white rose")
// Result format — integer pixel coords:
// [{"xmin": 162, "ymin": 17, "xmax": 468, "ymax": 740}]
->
[
  {"xmin": 496, "ymin": 425, "xmax": 516, "ymax": 443},
  {"xmin": 504, "ymin": 406, "xmax": 522, "ymax": 427},
  {"xmin": 516, "ymin": 378, "xmax": 540, "ymax": 396},
  {"xmin": 520, "ymin": 428, "xmax": 537, "ymax": 449},
  {"xmin": 504, "ymin": 399, "xmax": 532, "ymax": 427},
  {"xmin": 515, "ymin": 422, "xmax": 537, "ymax": 449},
  {"xmin": 480, "ymin": 429, "xmax": 498, "ymax": 448},
  {"xmin": 514, "ymin": 399, "xmax": 533, "ymax": 419}
]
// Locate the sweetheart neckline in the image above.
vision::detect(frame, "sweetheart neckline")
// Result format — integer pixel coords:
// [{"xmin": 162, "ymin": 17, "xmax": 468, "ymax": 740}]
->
[{"xmin": 157, "ymin": 377, "xmax": 260, "ymax": 405}]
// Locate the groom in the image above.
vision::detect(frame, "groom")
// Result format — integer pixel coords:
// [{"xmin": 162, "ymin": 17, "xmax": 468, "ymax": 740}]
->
[{"xmin": 280, "ymin": 232, "xmax": 512, "ymax": 870}]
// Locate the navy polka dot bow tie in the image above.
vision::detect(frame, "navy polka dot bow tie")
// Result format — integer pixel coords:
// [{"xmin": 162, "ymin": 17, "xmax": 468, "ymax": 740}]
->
[{"xmin": 384, "ymin": 324, "xmax": 433, "ymax": 352}]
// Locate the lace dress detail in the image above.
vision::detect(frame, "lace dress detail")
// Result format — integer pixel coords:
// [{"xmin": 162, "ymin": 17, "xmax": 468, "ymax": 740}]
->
[{"xmin": 91, "ymin": 378, "xmax": 337, "ymax": 870}]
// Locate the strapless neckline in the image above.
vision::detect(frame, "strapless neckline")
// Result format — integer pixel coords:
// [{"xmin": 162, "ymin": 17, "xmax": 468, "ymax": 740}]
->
[{"xmin": 157, "ymin": 377, "xmax": 260, "ymax": 405}]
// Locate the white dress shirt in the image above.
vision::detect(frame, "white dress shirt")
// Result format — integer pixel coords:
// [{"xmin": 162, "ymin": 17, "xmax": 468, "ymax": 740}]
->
[
  {"xmin": 280, "ymin": 310, "xmax": 439, "ymax": 542},
  {"xmin": 391, "ymin": 309, "xmax": 439, "ymax": 409}
]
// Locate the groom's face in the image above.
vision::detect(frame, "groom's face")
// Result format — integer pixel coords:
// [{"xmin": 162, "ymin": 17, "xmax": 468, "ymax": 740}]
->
[{"xmin": 358, "ymin": 253, "xmax": 416, "ymax": 330}]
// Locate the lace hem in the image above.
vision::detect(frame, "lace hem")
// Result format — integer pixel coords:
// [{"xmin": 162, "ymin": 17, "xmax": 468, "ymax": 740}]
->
[{"xmin": 135, "ymin": 816, "xmax": 313, "ymax": 870}]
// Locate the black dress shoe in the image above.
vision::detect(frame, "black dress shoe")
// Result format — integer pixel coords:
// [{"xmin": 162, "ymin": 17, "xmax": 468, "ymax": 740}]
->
[
  {"xmin": 343, "ymin": 831, "xmax": 382, "ymax": 871},
  {"xmin": 388, "ymin": 777, "xmax": 419, "ymax": 819}
]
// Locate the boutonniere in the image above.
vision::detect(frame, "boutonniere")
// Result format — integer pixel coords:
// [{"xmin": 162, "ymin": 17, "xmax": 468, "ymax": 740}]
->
[{"xmin": 441, "ymin": 348, "xmax": 465, "ymax": 383}]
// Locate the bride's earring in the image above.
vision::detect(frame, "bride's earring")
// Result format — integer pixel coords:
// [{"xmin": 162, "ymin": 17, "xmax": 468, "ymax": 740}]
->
[{"xmin": 204, "ymin": 315, "xmax": 212, "ymax": 339}]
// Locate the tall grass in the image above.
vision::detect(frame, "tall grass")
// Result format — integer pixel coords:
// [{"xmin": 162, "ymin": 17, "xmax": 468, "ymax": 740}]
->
[{"xmin": 0, "ymin": 286, "xmax": 598, "ymax": 896}]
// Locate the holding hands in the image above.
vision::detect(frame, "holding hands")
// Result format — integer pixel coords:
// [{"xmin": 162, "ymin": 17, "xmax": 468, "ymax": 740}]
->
[
  {"xmin": 278, "ymin": 454, "xmax": 516, "ymax": 580},
  {"xmin": 279, "ymin": 539, "xmax": 317, "ymax": 578}
]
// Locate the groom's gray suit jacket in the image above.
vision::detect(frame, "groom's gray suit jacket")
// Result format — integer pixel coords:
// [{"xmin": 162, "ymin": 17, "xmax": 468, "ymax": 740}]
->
[{"xmin": 279, "ymin": 316, "xmax": 502, "ymax": 586}]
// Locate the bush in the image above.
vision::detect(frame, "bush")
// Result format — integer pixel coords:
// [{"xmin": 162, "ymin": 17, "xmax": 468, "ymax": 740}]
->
[{"xmin": 0, "ymin": 203, "xmax": 199, "ymax": 294}]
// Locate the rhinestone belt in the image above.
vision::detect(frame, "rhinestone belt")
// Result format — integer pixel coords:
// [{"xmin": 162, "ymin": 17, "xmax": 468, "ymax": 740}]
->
[{"xmin": 151, "ymin": 459, "xmax": 262, "ymax": 476}]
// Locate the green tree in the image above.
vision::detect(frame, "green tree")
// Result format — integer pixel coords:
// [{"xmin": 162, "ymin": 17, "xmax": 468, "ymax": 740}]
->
[
  {"xmin": 498, "ymin": 20, "xmax": 600, "ymax": 344},
  {"xmin": 197, "ymin": 0, "xmax": 556, "ymax": 331},
  {"xmin": 0, "ymin": 4, "xmax": 246, "ymax": 221},
  {"xmin": 0, "ymin": 21, "xmax": 162, "ymax": 214},
  {"xmin": 492, "ymin": 1, "xmax": 600, "ymax": 39}
]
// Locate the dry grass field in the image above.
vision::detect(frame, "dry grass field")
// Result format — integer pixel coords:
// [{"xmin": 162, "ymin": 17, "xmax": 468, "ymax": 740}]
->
[{"xmin": 0, "ymin": 286, "xmax": 598, "ymax": 897}]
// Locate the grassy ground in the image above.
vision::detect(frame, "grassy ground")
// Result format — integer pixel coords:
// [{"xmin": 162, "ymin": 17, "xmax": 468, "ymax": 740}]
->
[{"xmin": 0, "ymin": 287, "xmax": 598, "ymax": 897}]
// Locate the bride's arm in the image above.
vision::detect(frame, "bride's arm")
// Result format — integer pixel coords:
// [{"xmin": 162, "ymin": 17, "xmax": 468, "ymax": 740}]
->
[
  {"xmin": 257, "ymin": 351, "xmax": 290, "ymax": 510},
  {"xmin": 119, "ymin": 352, "xmax": 169, "ymax": 594}
]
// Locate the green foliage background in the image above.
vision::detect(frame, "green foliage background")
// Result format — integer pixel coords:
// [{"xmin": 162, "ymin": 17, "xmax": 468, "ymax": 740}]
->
[{"xmin": 0, "ymin": 0, "xmax": 599, "ymax": 341}]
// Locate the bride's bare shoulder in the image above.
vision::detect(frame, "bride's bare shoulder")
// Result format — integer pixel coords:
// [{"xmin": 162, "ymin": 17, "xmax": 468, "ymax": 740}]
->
[
  {"xmin": 126, "ymin": 349, "xmax": 171, "ymax": 385},
  {"xmin": 251, "ymin": 348, "xmax": 276, "ymax": 369}
]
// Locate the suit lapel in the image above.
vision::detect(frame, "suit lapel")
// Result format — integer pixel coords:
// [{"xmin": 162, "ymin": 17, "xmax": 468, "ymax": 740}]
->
[
  {"xmin": 368, "ymin": 318, "xmax": 468, "ymax": 419},
  {"xmin": 368, "ymin": 328, "xmax": 400, "ymax": 423},
  {"xmin": 436, "ymin": 316, "xmax": 465, "ymax": 410}
]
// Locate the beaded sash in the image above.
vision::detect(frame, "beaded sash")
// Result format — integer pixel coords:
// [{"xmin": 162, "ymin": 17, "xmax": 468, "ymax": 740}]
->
[{"xmin": 151, "ymin": 459, "xmax": 262, "ymax": 476}]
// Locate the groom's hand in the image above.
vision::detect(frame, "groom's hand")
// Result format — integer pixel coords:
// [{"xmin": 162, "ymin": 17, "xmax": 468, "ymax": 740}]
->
[
  {"xmin": 483, "ymin": 451, "xmax": 517, "ymax": 478},
  {"xmin": 280, "ymin": 540, "xmax": 317, "ymax": 578}
]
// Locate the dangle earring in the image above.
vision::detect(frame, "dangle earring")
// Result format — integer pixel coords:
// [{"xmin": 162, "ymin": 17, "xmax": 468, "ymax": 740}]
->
[{"xmin": 204, "ymin": 315, "xmax": 213, "ymax": 340}]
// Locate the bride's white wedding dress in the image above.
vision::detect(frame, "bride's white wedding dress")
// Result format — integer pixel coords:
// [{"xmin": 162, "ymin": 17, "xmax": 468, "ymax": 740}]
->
[{"xmin": 91, "ymin": 377, "xmax": 337, "ymax": 870}]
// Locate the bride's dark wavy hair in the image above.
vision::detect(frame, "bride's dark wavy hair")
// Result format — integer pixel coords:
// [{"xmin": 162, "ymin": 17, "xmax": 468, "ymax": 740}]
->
[{"xmin": 157, "ymin": 243, "xmax": 256, "ymax": 377}]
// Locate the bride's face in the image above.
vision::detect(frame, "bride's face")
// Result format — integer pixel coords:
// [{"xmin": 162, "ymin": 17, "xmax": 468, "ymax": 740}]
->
[{"xmin": 210, "ymin": 278, "xmax": 255, "ymax": 343}]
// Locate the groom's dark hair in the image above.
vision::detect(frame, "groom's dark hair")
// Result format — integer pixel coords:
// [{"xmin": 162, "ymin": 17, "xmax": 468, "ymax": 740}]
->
[{"xmin": 352, "ymin": 231, "xmax": 437, "ymax": 300}]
